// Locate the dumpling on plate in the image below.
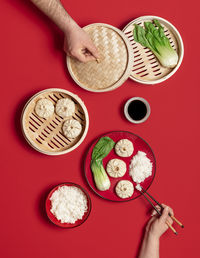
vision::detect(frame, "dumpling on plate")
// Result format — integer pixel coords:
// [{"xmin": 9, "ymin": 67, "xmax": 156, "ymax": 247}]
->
[
  {"xmin": 106, "ymin": 159, "xmax": 126, "ymax": 178},
  {"xmin": 115, "ymin": 180, "xmax": 134, "ymax": 199},
  {"xmin": 115, "ymin": 139, "xmax": 134, "ymax": 157}
]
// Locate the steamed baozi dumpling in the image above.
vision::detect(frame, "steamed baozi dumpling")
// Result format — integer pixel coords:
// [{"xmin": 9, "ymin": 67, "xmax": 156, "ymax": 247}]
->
[
  {"xmin": 106, "ymin": 159, "xmax": 126, "ymax": 178},
  {"xmin": 55, "ymin": 98, "xmax": 75, "ymax": 118},
  {"xmin": 115, "ymin": 180, "xmax": 134, "ymax": 199},
  {"xmin": 115, "ymin": 139, "xmax": 134, "ymax": 157},
  {"xmin": 35, "ymin": 98, "xmax": 54, "ymax": 118},
  {"xmin": 62, "ymin": 119, "xmax": 82, "ymax": 138}
]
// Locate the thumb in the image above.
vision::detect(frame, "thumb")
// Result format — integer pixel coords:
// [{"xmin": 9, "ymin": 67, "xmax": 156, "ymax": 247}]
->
[
  {"xmin": 86, "ymin": 44, "xmax": 100, "ymax": 59},
  {"xmin": 75, "ymin": 51, "xmax": 96, "ymax": 63},
  {"xmin": 159, "ymin": 207, "xmax": 169, "ymax": 223},
  {"xmin": 74, "ymin": 52, "xmax": 88, "ymax": 63}
]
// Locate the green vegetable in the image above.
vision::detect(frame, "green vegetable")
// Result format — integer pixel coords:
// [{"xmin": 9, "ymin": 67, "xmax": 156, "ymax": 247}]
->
[
  {"xmin": 92, "ymin": 137, "xmax": 115, "ymax": 160},
  {"xmin": 90, "ymin": 137, "xmax": 115, "ymax": 191},
  {"xmin": 133, "ymin": 20, "xmax": 178, "ymax": 68},
  {"xmin": 91, "ymin": 159, "xmax": 111, "ymax": 191}
]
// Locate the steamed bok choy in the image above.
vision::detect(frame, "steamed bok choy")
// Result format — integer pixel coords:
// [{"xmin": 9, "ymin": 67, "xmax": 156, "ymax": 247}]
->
[
  {"xmin": 90, "ymin": 137, "xmax": 115, "ymax": 191},
  {"xmin": 133, "ymin": 20, "xmax": 178, "ymax": 68}
]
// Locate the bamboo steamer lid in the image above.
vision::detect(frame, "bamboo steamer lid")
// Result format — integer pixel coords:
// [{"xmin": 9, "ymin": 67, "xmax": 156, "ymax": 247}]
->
[
  {"xmin": 67, "ymin": 23, "xmax": 134, "ymax": 92},
  {"xmin": 123, "ymin": 16, "xmax": 184, "ymax": 84},
  {"xmin": 21, "ymin": 88, "xmax": 89, "ymax": 155}
]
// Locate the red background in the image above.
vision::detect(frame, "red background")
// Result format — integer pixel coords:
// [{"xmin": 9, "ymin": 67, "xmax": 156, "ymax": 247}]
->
[{"xmin": 1, "ymin": 0, "xmax": 199, "ymax": 257}]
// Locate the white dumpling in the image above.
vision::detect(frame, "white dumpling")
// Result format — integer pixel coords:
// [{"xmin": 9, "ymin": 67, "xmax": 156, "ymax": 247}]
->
[
  {"xmin": 106, "ymin": 159, "xmax": 126, "ymax": 178},
  {"xmin": 115, "ymin": 180, "xmax": 134, "ymax": 199},
  {"xmin": 115, "ymin": 139, "xmax": 134, "ymax": 157},
  {"xmin": 55, "ymin": 98, "xmax": 75, "ymax": 118},
  {"xmin": 35, "ymin": 98, "xmax": 54, "ymax": 118},
  {"xmin": 62, "ymin": 119, "xmax": 82, "ymax": 138}
]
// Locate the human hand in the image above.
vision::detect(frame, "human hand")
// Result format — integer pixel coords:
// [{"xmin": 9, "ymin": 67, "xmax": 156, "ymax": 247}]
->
[
  {"xmin": 145, "ymin": 204, "xmax": 174, "ymax": 240},
  {"xmin": 64, "ymin": 23, "xmax": 99, "ymax": 63}
]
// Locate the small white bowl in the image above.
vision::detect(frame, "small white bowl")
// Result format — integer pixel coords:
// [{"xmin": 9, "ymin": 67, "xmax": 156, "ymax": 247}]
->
[{"xmin": 124, "ymin": 97, "xmax": 151, "ymax": 124}]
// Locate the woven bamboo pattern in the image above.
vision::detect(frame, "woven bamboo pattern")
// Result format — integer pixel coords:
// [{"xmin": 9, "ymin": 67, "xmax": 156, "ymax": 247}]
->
[
  {"xmin": 67, "ymin": 23, "xmax": 133, "ymax": 92},
  {"xmin": 21, "ymin": 89, "xmax": 89, "ymax": 155},
  {"xmin": 123, "ymin": 16, "xmax": 184, "ymax": 84}
]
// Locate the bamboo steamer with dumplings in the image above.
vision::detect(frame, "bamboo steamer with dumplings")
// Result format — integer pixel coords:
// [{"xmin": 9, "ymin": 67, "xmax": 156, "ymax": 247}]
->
[{"xmin": 21, "ymin": 88, "xmax": 89, "ymax": 155}]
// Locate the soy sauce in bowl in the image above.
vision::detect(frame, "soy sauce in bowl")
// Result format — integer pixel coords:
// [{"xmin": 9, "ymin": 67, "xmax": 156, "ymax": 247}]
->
[
  {"xmin": 128, "ymin": 100, "xmax": 147, "ymax": 121},
  {"xmin": 124, "ymin": 97, "xmax": 150, "ymax": 124}
]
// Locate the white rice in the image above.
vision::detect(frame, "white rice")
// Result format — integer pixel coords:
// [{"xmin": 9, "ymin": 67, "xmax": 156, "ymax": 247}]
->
[
  {"xmin": 50, "ymin": 186, "xmax": 88, "ymax": 224},
  {"xmin": 129, "ymin": 151, "xmax": 152, "ymax": 183},
  {"xmin": 135, "ymin": 184, "xmax": 142, "ymax": 192}
]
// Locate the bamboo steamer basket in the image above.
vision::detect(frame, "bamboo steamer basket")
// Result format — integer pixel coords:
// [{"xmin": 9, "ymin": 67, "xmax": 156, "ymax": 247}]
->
[
  {"xmin": 123, "ymin": 16, "xmax": 184, "ymax": 84},
  {"xmin": 21, "ymin": 88, "xmax": 89, "ymax": 155},
  {"xmin": 67, "ymin": 23, "xmax": 134, "ymax": 92}
]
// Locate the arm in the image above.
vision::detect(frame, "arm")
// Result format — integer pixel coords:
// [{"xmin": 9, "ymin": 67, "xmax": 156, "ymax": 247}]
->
[
  {"xmin": 138, "ymin": 232, "xmax": 159, "ymax": 258},
  {"xmin": 138, "ymin": 205, "xmax": 174, "ymax": 258},
  {"xmin": 30, "ymin": 0, "xmax": 99, "ymax": 62}
]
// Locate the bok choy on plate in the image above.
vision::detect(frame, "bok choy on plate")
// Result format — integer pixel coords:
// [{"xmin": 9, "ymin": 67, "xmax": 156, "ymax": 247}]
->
[{"xmin": 90, "ymin": 137, "xmax": 115, "ymax": 191}]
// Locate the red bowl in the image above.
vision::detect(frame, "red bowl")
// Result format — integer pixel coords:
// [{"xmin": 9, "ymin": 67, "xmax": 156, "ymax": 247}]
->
[
  {"xmin": 84, "ymin": 131, "xmax": 156, "ymax": 202},
  {"xmin": 46, "ymin": 182, "xmax": 92, "ymax": 228}
]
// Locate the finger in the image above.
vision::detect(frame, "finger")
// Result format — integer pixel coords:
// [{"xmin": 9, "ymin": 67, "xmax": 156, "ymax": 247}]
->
[
  {"xmin": 151, "ymin": 205, "xmax": 161, "ymax": 216},
  {"xmin": 161, "ymin": 204, "xmax": 174, "ymax": 216},
  {"xmin": 151, "ymin": 210, "xmax": 157, "ymax": 216},
  {"xmin": 166, "ymin": 217, "xmax": 173, "ymax": 225},
  {"xmin": 159, "ymin": 206, "xmax": 169, "ymax": 223},
  {"xmin": 84, "ymin": 55, "xmax": 96, "ymax": 62},
  {"xmin": 81, "ymin": 49, "xmax": 97, "ymax": 60},
  {"xmin": 66, "ymin": 51, "xmax": 73, "ymax": 57},
  {"xmin": 73, "ymin": 52, "xmax": 88, "ymax": 63},
  {"xmin": 69, "ymin": 47, "xmax": 98, "ymax": 63},
  {"xmin": 151, "ymin": 210, "xmax": 158, "ymax": 216},
  {"xmin": 66, "ymin": 47, "xmax": 76, "ymax": 57},
  {"xmin": 86, "ymin": 43, "xmax": 100, "ymax": 59},
  {"xmin": 75, "ymin": 52, "xmax": 97, "ymax": 63}
]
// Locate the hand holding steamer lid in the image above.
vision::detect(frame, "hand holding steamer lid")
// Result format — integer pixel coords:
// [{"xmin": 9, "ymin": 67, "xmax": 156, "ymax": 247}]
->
[{"xmin": 67, "ymin": 23, "xmax": 134, "ymax": 92}]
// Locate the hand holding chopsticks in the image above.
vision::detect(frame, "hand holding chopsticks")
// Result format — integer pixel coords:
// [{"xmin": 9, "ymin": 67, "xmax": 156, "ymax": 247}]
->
[{"xmin": 139, "ymin": 186, "xmax": 184, "ymax": 235}]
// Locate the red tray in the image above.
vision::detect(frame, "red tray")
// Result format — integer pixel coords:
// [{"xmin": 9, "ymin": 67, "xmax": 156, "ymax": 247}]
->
[{"xmin": 84, "ymin": 131, "xmax": 156, "ymax": 202}]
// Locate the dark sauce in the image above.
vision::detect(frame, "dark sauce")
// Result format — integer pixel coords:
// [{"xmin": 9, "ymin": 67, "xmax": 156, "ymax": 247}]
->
[{"xmin": 128, "ymin": 100, "xmax": 147, "ymax": 121}]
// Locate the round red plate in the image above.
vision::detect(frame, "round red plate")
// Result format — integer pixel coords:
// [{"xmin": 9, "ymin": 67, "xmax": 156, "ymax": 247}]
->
[
  {"xmin": 46, "ymin": 182, "xmax": 92, "ymax": 228},
  {"xmin": 84, "ymin": 131, "xmax": 156, "ymax": 202}
]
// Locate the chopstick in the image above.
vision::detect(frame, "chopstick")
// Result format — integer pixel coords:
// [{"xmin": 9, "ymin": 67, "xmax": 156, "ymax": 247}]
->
[
  {"xmin": 170, "ymin": 216, "xmax": 184, "ymax": 228},
  {"xmin": 140, "ymin": 191, "xmax": 162, "ymax": 216},
  {"xmin": 141, "ymin": 192, "xmax": 178, "ymax": 235},
  {"xmin": 141, "ymin": 187, "xmax": 184, "ymax": 228},
  {"xmin": 140, "ymin": 190, "xmax": 178, "ymax": 235},
  {"xmin": 165, "ymin": 221, "xmax": 178, "ymax": 235},
  {"xmin": 139, "ymin": 187, "xmax": 184, "ymax": 235}
]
